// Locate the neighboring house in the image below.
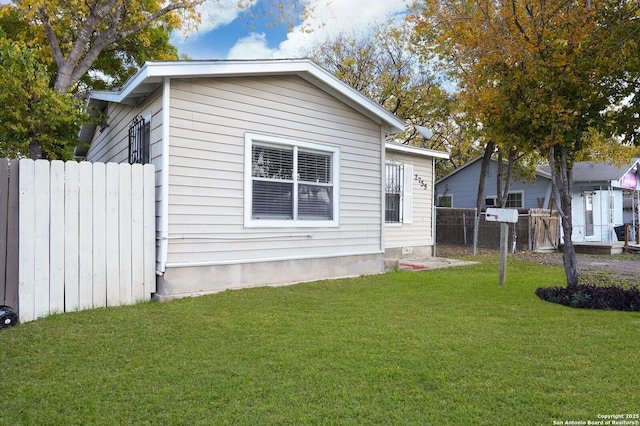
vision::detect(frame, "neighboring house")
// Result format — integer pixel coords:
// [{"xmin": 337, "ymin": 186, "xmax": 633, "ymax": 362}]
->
[
  {"xmin": 539, "ymin": 160, "xmax": 639, "ymax": 243},
  {"xmin": 436, "ymin": 157, "xmax": 640, "ymax": 243},
  {"xmin": 435, "ymin": 157, "xmax": 553, "ymax": 210},
  {"xmin": 78, "ymin": 59, "xmax": 448, "ymax": 298}
]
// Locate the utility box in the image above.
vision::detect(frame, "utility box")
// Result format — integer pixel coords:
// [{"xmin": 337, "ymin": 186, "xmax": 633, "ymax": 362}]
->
[{"xmin": 485, "ymin": 208, "xmax": 519, "ymax": 223}]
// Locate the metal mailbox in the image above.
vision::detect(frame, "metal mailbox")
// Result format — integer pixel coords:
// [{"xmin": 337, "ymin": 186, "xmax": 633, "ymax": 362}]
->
[{"xmin": 485, "ymin": 208, "xmax": 519, "ymax": 223}]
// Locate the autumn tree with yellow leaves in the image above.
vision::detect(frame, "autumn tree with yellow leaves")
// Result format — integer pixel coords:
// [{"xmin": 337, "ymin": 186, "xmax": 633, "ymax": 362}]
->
[
  {"xmin": 410, "ymin": 0, "xmax": 640, "ymax": 289},
  {"xmin": 306, "ymin": 23, "xmax": 476, "ymax": 178}
]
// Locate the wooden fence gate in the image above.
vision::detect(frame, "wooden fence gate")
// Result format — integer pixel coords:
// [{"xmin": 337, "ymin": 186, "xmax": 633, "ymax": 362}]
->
[
  {"xmin": 529, "ymin": 208, "xmax": 561, "ymax": 252},
  {"xmin": 1, "ymin": 159, "xmax": 155, "ymax": 323}
]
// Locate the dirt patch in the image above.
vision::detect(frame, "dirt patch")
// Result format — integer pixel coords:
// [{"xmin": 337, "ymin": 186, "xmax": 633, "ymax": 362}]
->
[
  {"xmin": 436, "ymin": 243, "xmax": 639, "ymax": 288},
  {"xmin": 514, "ymin": 251, "xmax": 639, "ymax": 288}
]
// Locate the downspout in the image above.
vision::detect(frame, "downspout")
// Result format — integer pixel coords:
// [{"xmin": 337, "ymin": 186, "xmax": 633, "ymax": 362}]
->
[
  {"xmin": 380, "ymin": 127, "xmax": 386, "ymax": 259},
  {"xmin": 608, "ymin": 185, "xmax": 613, "ymax": 243},
  {"xmin": 157, "ymin": 77, "xmax": 170, "ymax": 274},
  {"xmin": 432, "ymin": 156, "xmax": 437, "ymax": 257},
  {"xmin": 631, "ymin": 188, "xmax": 640, "ymax": 230}
]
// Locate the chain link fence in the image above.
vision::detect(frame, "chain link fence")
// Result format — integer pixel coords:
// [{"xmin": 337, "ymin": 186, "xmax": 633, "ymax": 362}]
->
[{"xmin": 435, "ymin": 207, "xmax": 532, "ymax": 254}]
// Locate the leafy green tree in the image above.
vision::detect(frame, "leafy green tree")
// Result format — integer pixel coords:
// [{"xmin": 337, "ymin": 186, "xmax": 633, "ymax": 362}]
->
[
  {"xmin": 411, "ymin": 0, "xmax": 640, "ymax": 290},
  {"xmin": 0, "ymin": 30, "xmax": 93, "ymax": 160}
]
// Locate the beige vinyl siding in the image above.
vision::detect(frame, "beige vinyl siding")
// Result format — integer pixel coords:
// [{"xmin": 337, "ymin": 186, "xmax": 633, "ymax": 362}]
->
[
  {"xmin": 166, "ymin": 75, "xmax": 384, "ymax": 265},
  {"xmin": 85, "ymin": 90, "xmax": 163, "ymax": 165},
  {"xmin": 385, "ymin": 151, "xmax": 435, "ymax": 249},
  {"xmin": 85, "ymin": 88, "xmax": 164, "ymax": 271}
]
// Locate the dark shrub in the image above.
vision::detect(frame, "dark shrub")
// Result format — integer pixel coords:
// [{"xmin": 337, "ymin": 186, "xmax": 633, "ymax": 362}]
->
[{"xmin": 536, "ymin": 285, "xmax": 640, "ymax": 311}]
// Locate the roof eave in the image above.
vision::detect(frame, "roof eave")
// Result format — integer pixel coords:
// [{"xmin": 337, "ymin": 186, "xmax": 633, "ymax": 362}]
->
[
  {"xmin": 385, "ymin": 142, "xmax": 450, "ymax": 159},
  {"xmin": 87, "ymin": 59, "xmax": 406, "ymax": 134}
]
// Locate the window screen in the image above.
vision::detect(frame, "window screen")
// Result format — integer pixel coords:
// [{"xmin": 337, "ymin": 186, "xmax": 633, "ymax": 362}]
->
[{"xmin": 251, "ymin": 143, "xmax": 333, "ymax": 221}]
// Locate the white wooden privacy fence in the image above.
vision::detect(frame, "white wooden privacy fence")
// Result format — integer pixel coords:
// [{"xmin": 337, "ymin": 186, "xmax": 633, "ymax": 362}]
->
[{"xmin": 7, "ymin": 159, "xmax": 155, "ymax": 323}]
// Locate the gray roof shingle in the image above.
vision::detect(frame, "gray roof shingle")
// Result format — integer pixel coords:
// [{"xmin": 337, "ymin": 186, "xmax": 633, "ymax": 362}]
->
[{"xmin": 537, "ymin": 160, "xmax": 639, "ymax": 183}]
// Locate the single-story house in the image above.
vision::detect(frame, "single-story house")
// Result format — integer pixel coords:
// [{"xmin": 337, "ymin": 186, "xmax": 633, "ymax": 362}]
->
[
  {"xmin": 435, "ymin": 157, "xmax": 640, "ymax": 243},
  {"xmin": 78, "ymin": 59, "xmax": 449, "ymax": 298},
  {"xmin": 435, "ymin": 157, "xmax": 553, "ymax": 210}
]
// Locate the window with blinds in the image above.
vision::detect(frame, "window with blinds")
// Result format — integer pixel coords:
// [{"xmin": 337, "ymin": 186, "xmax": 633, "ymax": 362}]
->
[
  {"xmin": 251, "ymin": 145, "xmax": 294, "ymax": 219},
  {"xmin": 248, "ymin": 136, "xmax": 337, "ymax": 224}
]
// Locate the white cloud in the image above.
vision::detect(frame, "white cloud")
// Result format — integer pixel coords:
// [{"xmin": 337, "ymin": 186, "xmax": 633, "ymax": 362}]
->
[
  {"xmin": 226, "ymin": 0, "xmax": 408, "ymax": 59},
  {"xmin": 196, "ymin": 0, "xmax": 246, "ymax": 33},
  {"xmin": 172, "ymin": 0, "xmax": 245, "ymax": 47},
  {"xmin": 227, "ymin": 33, "xmax": 278, "ymax": 59}
]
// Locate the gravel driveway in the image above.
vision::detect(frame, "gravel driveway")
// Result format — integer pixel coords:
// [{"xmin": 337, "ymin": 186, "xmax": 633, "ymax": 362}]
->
[
  {"xmin": 513, "ymin": 251, "xmax": 639, "ymax": 286},
  {"xmin": 437, "ymin": 243, "xmax": 639, "ymax": 287}
]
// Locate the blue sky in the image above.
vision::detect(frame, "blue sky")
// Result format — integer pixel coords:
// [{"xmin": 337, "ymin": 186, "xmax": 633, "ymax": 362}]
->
[
  {"xmin": 0, "ymin": 0, "xmax": 409, "ymax": 60},
  {"xmin": 172, "ymin": 0, "xmax": 409, "ymax": 60}
]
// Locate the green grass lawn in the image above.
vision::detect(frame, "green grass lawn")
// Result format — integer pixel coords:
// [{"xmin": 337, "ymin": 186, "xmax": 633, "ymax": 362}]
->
[{"xmin": 1, "ymin": 256, "xmax": 639, "ymax": 425}]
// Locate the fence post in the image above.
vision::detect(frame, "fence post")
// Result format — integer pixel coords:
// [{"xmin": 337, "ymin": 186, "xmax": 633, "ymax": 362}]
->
[
  {"xmin": 5, "ymin": 160, "xmax": 19, "ymax": 313},
  {"xmin": 463, "ymin": 212, "xmax": 467, "ymax": 245},
  {"xmin": 473, "ymin": 208, "xmax": 478, "ymax": 256},
  {"xmin": 499, "ymin": 222, "xmax": 508, "ymax": 285},
  {"xmin": 0, "ymin": 159, "xmax": 8, "ymax": 305}
]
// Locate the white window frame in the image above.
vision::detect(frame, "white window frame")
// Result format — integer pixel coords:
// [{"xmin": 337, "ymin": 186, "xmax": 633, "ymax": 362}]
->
[
  {"xmin": 505, "ymin": 191, "xmax": 524, "ymax": 208},
  {"xmin": 244, "ymin": 133, "xmax": 340, "ymax": 228},
  {"xmin": 485, "ymin": 196, "xmax": 497, "ymax": 207},
  {"xmin": 485, "ymin": 191, "xmax": 523, "ymax": 208}
]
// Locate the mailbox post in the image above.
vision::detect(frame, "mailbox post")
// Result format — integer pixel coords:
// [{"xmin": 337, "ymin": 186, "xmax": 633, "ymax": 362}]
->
[{"xmin": 485, "ymin": 208, "xmax": 519, "ymax": 285}]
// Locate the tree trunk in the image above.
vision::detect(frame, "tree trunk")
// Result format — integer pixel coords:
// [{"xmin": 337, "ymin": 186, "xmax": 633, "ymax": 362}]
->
[
  {"xmin": 501, "ymin": 148, "xmax": 516, "ymax": 207},
  {"xmin": 29, "ymin": 140, "xmax": 43, "ymax": 160},
  {"xmin": 494, "ymin": 147, "xmax": 517, "ymax": 208},
  {"xmin": 549, "ymin": 144, "xmax": 579, "ymax": 290},
  {"xmin": 475, "ymin": 140, "xmax": 495, "ymax": 212},
  {"xmin": 496, "ymin": 149, "xmax": 504, "ymax": 207},
  {"xmin": 561, "ymin": 220, "xmax": 579, "ymax": 290},
  {"xmin": 54, "ymin": 65, "xmax": 75, "ymax": 94}
]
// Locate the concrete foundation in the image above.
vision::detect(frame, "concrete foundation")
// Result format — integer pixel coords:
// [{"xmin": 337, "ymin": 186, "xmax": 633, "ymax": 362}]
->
[
  {"xmin": 155, "ymin": 253, "xmax": 384, "ymax": 300},
  {"xmin": 383, "ymin": 245, "xmax": 434, "ymax": 270}
]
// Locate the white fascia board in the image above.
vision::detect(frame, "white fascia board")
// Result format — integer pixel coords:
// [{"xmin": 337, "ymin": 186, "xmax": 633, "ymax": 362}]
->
[
  {"xmin": 535, "ymin": 167, "xmax": 552, "ymax": 180},
  {"xmin": 87, "ymin": 59, "xmax": 406, "ymax": 134},
  {"xmin": 298, "ymin": 61, "xmax": 406, "ymax": 134},
  {"xmin": 385, "ymin": 142, "xmax": 450, "ymax": 159}
]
